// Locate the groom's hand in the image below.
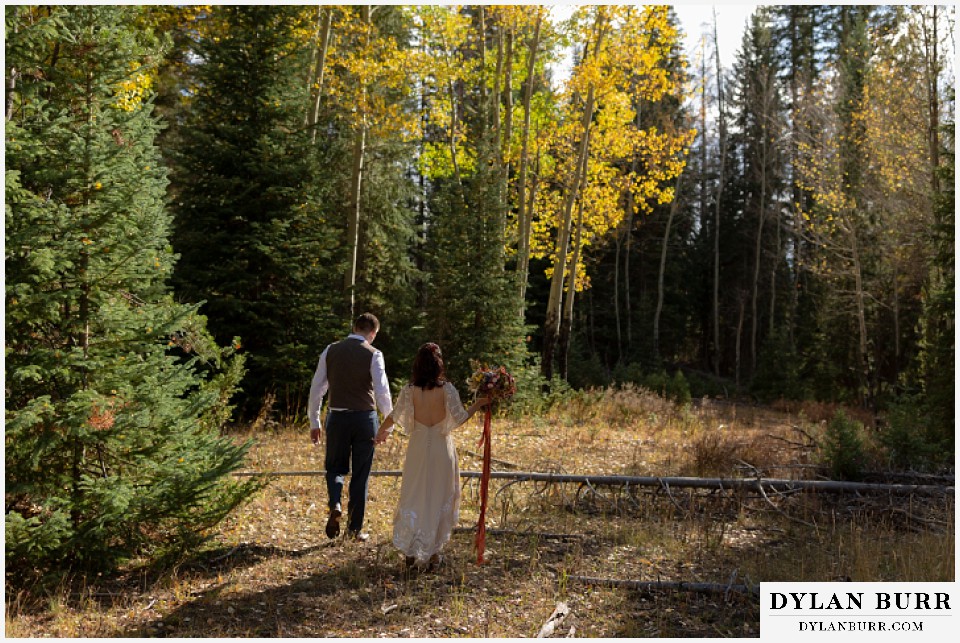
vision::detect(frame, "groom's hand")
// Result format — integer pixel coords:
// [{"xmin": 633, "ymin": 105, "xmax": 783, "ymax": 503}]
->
[{"xmin": 310, "ymin": 428, "xmax": 322, "ymax": 446}]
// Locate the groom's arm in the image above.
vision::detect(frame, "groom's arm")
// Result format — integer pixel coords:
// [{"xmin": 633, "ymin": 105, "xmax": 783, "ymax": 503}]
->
[
  {"xmin": 370, "ymin": 350, "xmax": 393, "ymax": 418},
  {"xmin": 308, "ymin": 346, "xmax": 331, "ymax": 445}
]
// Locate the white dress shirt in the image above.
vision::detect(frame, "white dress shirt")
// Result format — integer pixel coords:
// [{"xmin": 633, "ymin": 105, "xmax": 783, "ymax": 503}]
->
[{"xmin": 308, "ymin": 334, "xmax": 393, "ymax": 430}]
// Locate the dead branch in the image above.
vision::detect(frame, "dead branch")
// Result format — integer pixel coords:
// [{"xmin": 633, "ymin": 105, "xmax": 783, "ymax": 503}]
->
[
  {"xmin": 756, "ymin": 478, "xmax": 817, "ymax": 528},
  {"xmin": 231, "ymin": 469, "xmax": 954, "ymax": 496},
  {"xmin": 658, "ymin": 478, "xmax": 690, "ymax": 516},
  {"xmin": 791, "ymin": 424, "xmax": 819, "ymax": 445},
  {"xmin": 567, "ymin": 575, "xmax": 759, "ymax": 596},
  {"xmin": 766, "ymin": 433, "xmax": 814, "ymax": 449},
  {"xmin": 463, "ymin": 449, "xmax": 521, "ymax": 470},
  {"xmin": 452, "ymin": 527, "xmax": 584, "ymax": 541}
]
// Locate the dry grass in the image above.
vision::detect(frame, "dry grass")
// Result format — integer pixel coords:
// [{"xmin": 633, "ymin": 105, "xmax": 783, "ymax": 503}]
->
[{"xmin": 5, "ymin": 392, "xmax": 954, "ymax": 637}]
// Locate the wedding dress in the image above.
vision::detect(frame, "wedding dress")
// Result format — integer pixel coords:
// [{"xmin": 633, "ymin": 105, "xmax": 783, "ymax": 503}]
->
[{"xmin": 391, "ymin": 382, "xmax": 471, "ymax": 564}]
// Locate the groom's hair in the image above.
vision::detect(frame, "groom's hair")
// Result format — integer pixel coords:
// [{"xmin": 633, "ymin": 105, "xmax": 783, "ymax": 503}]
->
[
  {"xmin": 353, "ymin": 312, "xmax": 379, "ymax": 334},
  {"xmin": 412, "ymin": 342, "xmax": 446, "ymax": 390}
]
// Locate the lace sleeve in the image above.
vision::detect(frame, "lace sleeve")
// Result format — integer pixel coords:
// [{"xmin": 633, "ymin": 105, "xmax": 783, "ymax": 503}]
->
[
  {"xmin": 443, "ymin": 382, "xmax": 471, "ymax": 430},
  {"xmin": 392, "ymin": 384, "xmax": 414, "ymax": 431}
]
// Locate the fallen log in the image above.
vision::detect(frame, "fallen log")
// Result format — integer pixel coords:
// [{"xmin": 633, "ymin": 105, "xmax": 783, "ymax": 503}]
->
[
  {"xmin": 232, "ymin": 469, "xmax": 953, "ymax": 496},
  {"xmin": 452, "ymin": 527, "xmax": 583, "ymax": 541},
  {"xmin": 568, "ymin": 575, "xmax": 759, "ymax": 596}
]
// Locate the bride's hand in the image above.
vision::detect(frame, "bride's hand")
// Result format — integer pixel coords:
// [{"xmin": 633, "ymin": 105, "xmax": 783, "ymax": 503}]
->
[
  {"xmin": 373, "ymin": 416, "xmax": 395, "ymax": 444},
  {"xmin": 471, "ymin": 396, "xmax": 491, "ymax": 415}
]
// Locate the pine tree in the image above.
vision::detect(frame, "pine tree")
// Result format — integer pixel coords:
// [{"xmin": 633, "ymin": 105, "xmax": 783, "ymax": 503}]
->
[
  {"xmin": 5, "ymin": 5, "xmax": 262, "ymax": 574},
  {"xmin": 170, "ymin": 5, "xmax": 338, "ymax": 414},
  {"xmin": 420, "ymin": 6, "xmax": 529, "ymax": 388},
  {"xmin": 730, "ymin": 9, "xmax": 786, "ymax": 382},
  {"xmin": 426, "ymin": 120, "xmax": 528, "ymax": 388},
  {"xmin": 915, "ymin": 94, "xmax": 954, "ymax": 454}
]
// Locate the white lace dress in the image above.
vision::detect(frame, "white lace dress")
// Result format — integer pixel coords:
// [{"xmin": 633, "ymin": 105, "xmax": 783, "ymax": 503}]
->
[{"xmin": 391, "ymin": 382, "xmax": 471, "ymax": 563}]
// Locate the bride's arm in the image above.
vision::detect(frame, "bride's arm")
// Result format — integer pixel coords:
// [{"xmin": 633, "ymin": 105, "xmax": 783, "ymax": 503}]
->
[
  {"xmin": 374, "ymin": 414, "xmax": 395, "ymax": 444},
  {"xmin": 445, "ymin": 382, "xmax": 490, "ymax": 428},
  {"xmin": 465, "ymin": 397, "xmax": 490, "ymax": 418}
]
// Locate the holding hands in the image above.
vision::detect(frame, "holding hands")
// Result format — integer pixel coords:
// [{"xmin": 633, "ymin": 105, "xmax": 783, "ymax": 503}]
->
[
  {"xmin": 373, "ymin": 418, "xmax": 394, "ymax": 445},
  {"xmin": 372, "ymin": 394, "xmax": 490, "ymax": 445}
]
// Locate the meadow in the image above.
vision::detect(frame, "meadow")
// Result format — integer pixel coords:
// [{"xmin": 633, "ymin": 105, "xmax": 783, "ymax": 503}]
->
[{"xmin": 5, "ymin": 387, "xmax": 953, "ymax": 637}]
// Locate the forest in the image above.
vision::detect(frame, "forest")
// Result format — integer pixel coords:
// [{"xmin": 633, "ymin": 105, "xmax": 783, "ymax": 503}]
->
[{"xmin": 4, "ymin": 4, "xmax": 954, "ymax": 582}]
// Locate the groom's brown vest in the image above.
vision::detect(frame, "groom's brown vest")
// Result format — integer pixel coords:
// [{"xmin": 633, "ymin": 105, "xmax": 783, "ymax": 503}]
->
[{"xmin": 325, "ymin": 338, "xmax": 377, "ymax": 411}]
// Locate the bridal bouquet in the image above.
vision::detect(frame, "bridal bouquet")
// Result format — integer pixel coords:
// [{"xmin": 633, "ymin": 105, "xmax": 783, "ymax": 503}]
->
[
  {"xmin": 467, "ymin": 363, "xmax": 516, "ymax": 402},
  {"xmin": 467, "ymin": 362, "xmax": 515, "ymax": 565}
]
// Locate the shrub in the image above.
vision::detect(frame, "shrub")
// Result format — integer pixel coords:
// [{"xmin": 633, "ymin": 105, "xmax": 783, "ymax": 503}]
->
[
  {"xmin": 879, "ymin": 396, "xmax": 947, "ymax": 471},
  {"xmin": 641, "ymin": 370, "xmax": 691, "ymax": 406},
  {"xmin": 684, "ymin": 370, "xmax": 729, "ymax": 399},
  {"xmin": 820, "ymin": 410, "xmax": 868, "ymax": 480},
  {"xmin": 503, "ymin": 359, "xmax": 572, "ymax": 418}
]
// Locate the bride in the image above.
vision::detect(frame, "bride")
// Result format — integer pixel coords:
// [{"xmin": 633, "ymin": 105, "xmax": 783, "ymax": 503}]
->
[{"xmin": 375, "ymin": 343, "xmax": 489, "ymax": 568}]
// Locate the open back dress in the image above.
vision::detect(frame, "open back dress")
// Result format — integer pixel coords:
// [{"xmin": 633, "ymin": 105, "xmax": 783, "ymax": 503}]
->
[{"xmin": 390, "ymin": 382, "xmax": 471, "ymax": 563}]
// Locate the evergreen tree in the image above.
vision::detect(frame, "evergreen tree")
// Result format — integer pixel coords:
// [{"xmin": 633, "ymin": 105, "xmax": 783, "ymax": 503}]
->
[
  {"xmin": 5, "ymin": 5, "xmax": 262, "ymax": 574},
  {"xmin": 729, "ymin": 9, "xmax": 786, "ymax": 383},
  {"xmin": 170, "ymin": 5, "xmax": 338, "ymax": 414},
  {"xmin": 426, "ymin": 135, "xmax": 528, "ymax": 389},
  {"xmin": 421, "ymin": 7, "xmax": 529, "ymax": 388},
  {"xmin": 915, "ymin": 94, "xmax": 954, "ymax": 453}
]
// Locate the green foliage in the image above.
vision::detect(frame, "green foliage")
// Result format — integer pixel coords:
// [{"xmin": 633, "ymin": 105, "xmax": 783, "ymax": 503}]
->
[
  {"xmin": 751, "ymin": 328, "xmax": 801, "ymax": 403},
  {"xmin": 912, "ymin": 101, "xmax": 955, "ymax": 456},
  {"xmin": 5, "ymin": 5, "xmax": 263, "ymax": 575},
  {"xmin": 566, "ymin": 343, "xmax": 609, "ymax": 390},
  {"xmin": 679, "ymin": 371, "xmax": 727, "ymax": 400},
  {"xmin": 504, "ymin": 357, "xmax": 573, "ymax": 417},
  {"xmin": 640, "ymin": 370, "xmax": 691, "ymax": 406},
  {"xmin": 612, "ymin": 361, "xmax": 645, "ymax": 387},
  {"xmin": 613, "ymin": 362, "xmax": 692, "ymax": 406},
  {"xmin": 425, "ymin": 130, "xmax": 530, "ymax": 390},
  {"xmin": 879, "ymin": 396, "xmax": 946, "ymax": 471},
  {"xmin": 170, "ymin": 5, "xmax": 339, "ymax": 415},
  {"xmin": 820, "ymin": 410, "xmax": 867, "ymax": 481}
]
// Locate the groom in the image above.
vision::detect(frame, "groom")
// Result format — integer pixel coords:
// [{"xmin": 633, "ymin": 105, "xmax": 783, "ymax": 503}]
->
[{"xmin": 308, "ymin": 312, "xmax": 392, "ymax": 542}]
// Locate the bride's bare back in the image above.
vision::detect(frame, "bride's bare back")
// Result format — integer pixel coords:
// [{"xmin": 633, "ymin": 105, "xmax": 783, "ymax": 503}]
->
[{"xmin": 412, "ymin": 385, "xmax": 446, "ymax": 426}]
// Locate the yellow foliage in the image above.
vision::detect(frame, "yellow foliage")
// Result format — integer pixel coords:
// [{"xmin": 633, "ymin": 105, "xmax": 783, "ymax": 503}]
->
[
  {"xmin": 528, "ymin": 5, "xmax": 693, "ymax": 293},
  {"xmin": 112, "ymin": 61, "xmax": 153, "ymax": 112}
]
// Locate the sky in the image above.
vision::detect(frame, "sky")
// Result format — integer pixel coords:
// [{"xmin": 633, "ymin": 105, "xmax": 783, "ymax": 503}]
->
[
  {"xmin": 547, "ymin": 3, "xmax": 759, "ymax": 84},
  {"xmin": 671, "ymin": 4, "xmax": 758, "ymax": 71}
]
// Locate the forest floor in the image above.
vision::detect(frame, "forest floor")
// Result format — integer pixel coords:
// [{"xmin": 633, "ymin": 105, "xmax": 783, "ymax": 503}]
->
[{"xmin": 5, "ymin": 388, "xmax": 954, "ymax": 637}]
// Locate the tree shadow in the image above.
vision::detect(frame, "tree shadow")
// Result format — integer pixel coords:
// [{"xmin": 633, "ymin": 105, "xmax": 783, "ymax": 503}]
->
[
  {"xmin": 4, "ymin": 541, "xmax": 336, "ymax": 619},
  {"xmin": 122, "ymin": 540, "xmax": 462, "ymax": 637},
  {"xmin": 175, "ymin": 541, "xmax": 331, "ymax": 575},
  {"xmin": 120, "ymin": 529, "xmax": 595, "ymax": 637}
]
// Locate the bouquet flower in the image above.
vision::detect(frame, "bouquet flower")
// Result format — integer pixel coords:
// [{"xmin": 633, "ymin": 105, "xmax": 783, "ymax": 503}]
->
[
  {"xmin": 467, "ymin": 362, "xmax": 515, "ymax": 565},
  {"xmin": 468, "ymin": 363, "xmax": 516, "ymax": 402}
]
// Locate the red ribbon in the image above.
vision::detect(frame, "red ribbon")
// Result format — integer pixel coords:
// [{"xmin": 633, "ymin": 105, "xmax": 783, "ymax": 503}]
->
[{"xmin": 474, "ymin": 404, "xmax": 492, "ymax": 564}]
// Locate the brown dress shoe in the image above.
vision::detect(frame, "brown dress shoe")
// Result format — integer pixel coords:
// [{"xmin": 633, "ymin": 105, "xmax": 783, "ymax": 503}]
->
[{"xmin": 325, "ymin": 506, "xmax": 341, "ymax": 539}]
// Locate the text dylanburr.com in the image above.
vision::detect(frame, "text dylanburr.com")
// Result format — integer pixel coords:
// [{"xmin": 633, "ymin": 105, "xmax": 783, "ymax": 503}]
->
[{"xmin": 761, "ymin": 582, "xmax": 955, "ymax": 639}]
